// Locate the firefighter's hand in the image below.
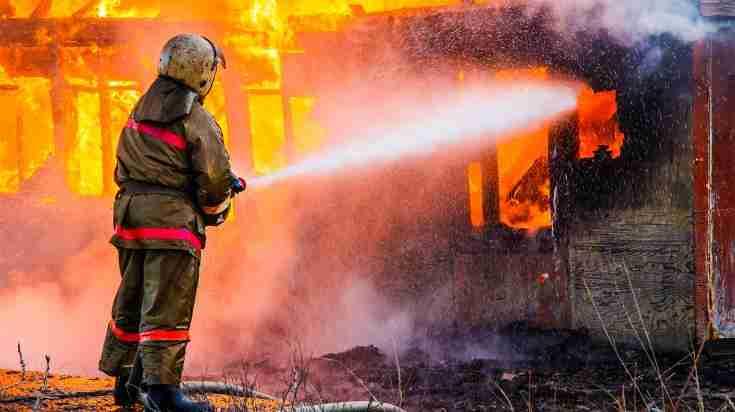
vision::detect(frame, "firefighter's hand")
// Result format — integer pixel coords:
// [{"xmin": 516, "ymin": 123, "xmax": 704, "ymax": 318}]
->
[{"xmin": 231, "ymin": 176, "xmax": 247, "ymax": 195}]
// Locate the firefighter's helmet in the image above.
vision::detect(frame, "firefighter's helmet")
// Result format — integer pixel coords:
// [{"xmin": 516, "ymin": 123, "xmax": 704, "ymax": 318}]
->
[{"xmin": 158, "ymin": 34, "xmax": 226, "ymax": 99}]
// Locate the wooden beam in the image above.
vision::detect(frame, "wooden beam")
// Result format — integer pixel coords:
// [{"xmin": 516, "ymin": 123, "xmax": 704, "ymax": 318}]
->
[
  {"xmin": 693, "ymin": 38, "xmax": 712, "ymax": 344},
  {"xmin": 0, "ymin": 19, "xmax": 267, "ymax": 48},
  {"xmin": 549, "ymin": 113, "xmax": 579, "ymax": 329}
]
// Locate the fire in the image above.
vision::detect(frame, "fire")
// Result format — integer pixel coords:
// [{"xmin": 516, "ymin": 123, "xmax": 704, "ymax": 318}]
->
[
  {"xmin": 70, "ymin": 90, "xmax": 104, "ymax": 196},
  {"xmin": 0, "ymin": 0, "xmax": 587, "ymax": 236},
  {"xmin": 494, "ymin": 68, "xmax": 551, "ymax": 231},
  {"xmin": 249, "ymin": 0, "xmax": 282, "ymax": 31},
  {"xmin": 0, "ymin": 68, "xmax": 54, "ymax": 194},
  {"xmin": 0, "ymin": 81, "xmax": 20, "ymax": 193},
  {"xmin": 467, "ymin": 161, "xmax": 485, "ymax": 228},
  {"xmin": 463, "ymin": 71, "xmax": 623, "ymax": 231},
  {"xmin": 577, "ymin": 86, "xmax": 624, "ymax": 159},
  {"xmin": 0, "ymin": 0, "xmax": 472, "ymax": 194},
  {"xmin": 290, "ymin": 96, "xmax": 326, "ymax": 157},
  {"xmin": 250, "ymin": 94, "xmax": 287, "ymax": 175}
]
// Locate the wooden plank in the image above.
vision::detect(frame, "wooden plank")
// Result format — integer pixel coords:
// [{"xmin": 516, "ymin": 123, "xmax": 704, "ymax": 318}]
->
[
  {"xmin": 701, "ymin": 0, "xmax": 735, "ymax": 17},
  {"xmin": 570, "ymin": 209, "xmax": 695, "ymax": 351},
  {"xmin": 549, "ymin": 113, "xmax": 579, "ymax": 329}
]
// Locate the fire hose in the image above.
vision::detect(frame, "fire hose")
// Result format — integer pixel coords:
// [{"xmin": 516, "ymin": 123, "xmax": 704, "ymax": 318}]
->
[
  {"xmin": 176, "ymin": 380, "xmax": 407, "ymax": 412},
  {"xmin": 176, "ymin": 180, "xmax": 407, "ymax": 411},
  {"xmin": 0, "ymin": 380, "xmax": 406, "ymax": 412}
]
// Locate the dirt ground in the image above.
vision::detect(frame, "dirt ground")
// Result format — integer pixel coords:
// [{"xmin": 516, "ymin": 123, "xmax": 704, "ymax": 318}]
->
[
  {"xmin": 0, "ymin": 369, "xmax": 279, "ymax": 411},
  {"xmin": 3, "ymin": 324, "xmax": 735, "ymax": 411}
]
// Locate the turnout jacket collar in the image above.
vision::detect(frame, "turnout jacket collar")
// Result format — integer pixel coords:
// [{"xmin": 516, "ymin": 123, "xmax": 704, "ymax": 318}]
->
[{"xmin": 134, "ymin": 76, "xmax": 199, "ymax": 124}]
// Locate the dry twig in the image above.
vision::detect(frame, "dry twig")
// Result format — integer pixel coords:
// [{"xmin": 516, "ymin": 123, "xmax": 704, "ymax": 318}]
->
[
  {"xmin": 32, "ymin": 354, "xmax": 51, "ymax": 411},
  {"xmin": 583, "ymin": 278, "xmax": 648, "ymax": 404},
  {"xmin": 391, "ymin": 338, "xmax": 404, "ymax": 408},
  {"xmin": 18, "ymin": 342, "xmax": 26, "ymax": 378}
]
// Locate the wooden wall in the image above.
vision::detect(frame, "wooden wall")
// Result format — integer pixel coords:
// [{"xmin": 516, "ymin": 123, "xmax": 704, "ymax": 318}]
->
[
  {"xmin": 562, "ymin": 38, "xmax": 697, "ymax": 352},
  {"xmin": 701, "ymin": 0, "xmax": 735, "ymax": 17}
]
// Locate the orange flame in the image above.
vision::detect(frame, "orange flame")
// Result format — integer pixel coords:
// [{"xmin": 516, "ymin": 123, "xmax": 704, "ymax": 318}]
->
[
  {"xmin": 577, "ymin": 86, "xmax": 624, "ymax": 159},
  {"xmin": 495, "ymin": 68, "xmax": 551, "ymax": 231}
]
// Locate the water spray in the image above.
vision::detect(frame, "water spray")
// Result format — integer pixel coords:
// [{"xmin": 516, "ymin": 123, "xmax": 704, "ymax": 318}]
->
[{"xmin": 246, "ymin": 81, "xmax": 579, "ymax": 190}]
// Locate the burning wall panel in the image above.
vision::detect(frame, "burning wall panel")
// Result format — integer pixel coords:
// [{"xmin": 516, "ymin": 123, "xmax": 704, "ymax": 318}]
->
[
  {"xmin": 494, "ymin": 68, "xmax": 550, "ymax": 231},
  {"xmin": 249, "ymin": 94, "xmax": 287, "ymax": 174},
  {"xmin": 561, "ymin": 37, "xmax": 696, "ymax": 351},
  {"xmin": 204, "ymin": 79, "xmax": 232, "ymax": 147},
  {"xmin": 0, "ymin": 73, "xmax": 55, "ymax": 194},
  {"xmin": 17, "ymin": 78, "xmax": 55, "ymax": 182},
  {"xmin": 290, "ymin": 96, "xmax": 325, "ymax": 157},
  {"xmin": 70, "ymin": 90, "xmax": 103, "ymax": 196},
  {"xmin": 577, "ymin": 87, "xmax": 624, "ymax": 159},
  {"xmin": 0, "ymin": 85, "xmax": 20, "ymax": 193},
  {"xmin": 467, "ymin": 161, "xmax": 484, "ymax": 228}
]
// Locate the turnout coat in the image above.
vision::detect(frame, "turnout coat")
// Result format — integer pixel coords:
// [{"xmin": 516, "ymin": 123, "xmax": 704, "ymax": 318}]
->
[{"xmin": 110, "ymin": 76, "xmax": 235, "ymax": 256}]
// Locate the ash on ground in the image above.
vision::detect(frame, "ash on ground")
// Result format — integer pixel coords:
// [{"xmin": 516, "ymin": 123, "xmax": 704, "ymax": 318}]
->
[{"xmin": 221, "ymin": 322, "xmax": 735, "ymax": 411}]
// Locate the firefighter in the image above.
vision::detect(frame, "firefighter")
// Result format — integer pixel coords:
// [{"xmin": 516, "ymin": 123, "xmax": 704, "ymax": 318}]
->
[{"xmin": 98, "ymin": 33, "xmax": 245, "ymax": 412}]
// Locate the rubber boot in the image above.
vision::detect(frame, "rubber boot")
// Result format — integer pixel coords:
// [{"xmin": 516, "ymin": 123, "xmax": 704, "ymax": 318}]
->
[
  {"xmin": 142, "ymin": 384, "xmax": 213, "ymax": 412},
  {"xmin": 113, "ymin": 370, "xmax": 138, "ymax": 407}
]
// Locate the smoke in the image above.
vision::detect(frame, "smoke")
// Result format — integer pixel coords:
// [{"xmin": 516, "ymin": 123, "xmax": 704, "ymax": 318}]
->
[{"xmin": 528, "ymin": 0, "xmax": 713, "ymax": 44}]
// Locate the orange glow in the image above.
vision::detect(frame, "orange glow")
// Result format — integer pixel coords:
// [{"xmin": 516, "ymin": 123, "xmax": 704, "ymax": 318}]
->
[
  {"xmin": 0, "ymin": 0, "xmax": 493, "ymax": 196},
  {"xmin": 108, "ymin": 87, "xmax": 141, "ymax": 190},
  {"xmin": 290, "ymin": 96, "xmax": 325, "ymax": 157},
  {"xmin": 17, "ymin": 78, "xmax": 55, "ymax": 182},
  {"xmin": 249, "ymin": 94, "xmax": 287, "ymax": 175},
  {"xmin": 494, "ymin": 68, "xmax": 551, "ymax": 231},
  {"xmin": 467, "ymin": 161, "xmax": 485, "ymax": 228},
  {"xmin": 0, "ymin": 84, "xmax": 20, "ymax": 193},
  {"xmin": 70, "ymin": 90, "xmax": 104, "ymax": 196},
  {"xmin": 204, "ymin": 79, "xmax": 231, "ymax": 148},
  {"xmin": 577, "ymin": 86, "xmax": 624, "ymax": 159},
  {"xmin": 0, "ymin": 74, "xmax": 55, "ymax": 194}
]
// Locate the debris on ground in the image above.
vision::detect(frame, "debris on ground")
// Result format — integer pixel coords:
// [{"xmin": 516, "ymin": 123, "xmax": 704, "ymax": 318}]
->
[{"xmin": 3, "ymin": 324, "xmax": 735, "ymax": 411}]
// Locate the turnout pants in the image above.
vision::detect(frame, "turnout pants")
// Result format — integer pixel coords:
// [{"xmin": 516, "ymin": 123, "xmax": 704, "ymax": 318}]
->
[{"xmin": 99, "ymin": 248, "xmax": 200, "ymax": 385}]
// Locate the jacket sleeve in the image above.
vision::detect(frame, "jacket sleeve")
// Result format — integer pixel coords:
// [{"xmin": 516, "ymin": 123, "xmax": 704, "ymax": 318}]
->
[{"xmin": 185, "ymin": 105, "xmax": 236, "ymax": 222}]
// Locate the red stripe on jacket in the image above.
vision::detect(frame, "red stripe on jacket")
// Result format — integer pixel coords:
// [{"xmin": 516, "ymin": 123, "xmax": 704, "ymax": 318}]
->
[
  {"xmin": 126, "ymin": 119, "xmax": 187, "ymax": 150},
  {"xmin": 114, "ymin": 226, "xmax": 202, "ymax": 251},
  {"xmin": 109, "ymin": 320, "xmax": 190, "ymax": 343}
]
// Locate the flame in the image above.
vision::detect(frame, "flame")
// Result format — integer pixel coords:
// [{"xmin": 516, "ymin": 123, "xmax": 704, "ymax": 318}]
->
[
  {"xmin": 70, "ymin": 90, "xmax": 104, "ymax": 196},
  {"xmin": 249, "ymin": 94, "xmax": 287, "ymax": 175},
  {"xmin": 290, "ymin": 96, "xmax": 325, "ymax": 157},
  {"xmin": 577, "ymin": 86, "xmax": 624, "ymax": 159},
  {"xmin": 467, "ymin": 161, "xmax": 485, "ymax": 228},
  {"xmin": 96, "ymin": 0, "xmax": 160, "ymax": 18},
  {"xmin": 494, "ymin": 68, "xmax": 551, "ymax": 231},
  {"xmin": 0, "ymin": 84, "xmax": 20, "ymax": 193},
  {"xmin": 250, "ymin": 0, "xmax": 281, "ymax": 30},
  {"xmin": 1, "ymin": 0, "xmax": 479, "ymax": 195},
  {"xmin": 0, "ymin": 64, "xmax": 55, "ymax": 194},
  {"xmin": 18, "ymin": 77, "xmax": 55, "ymax": 182},
  {"xmin": 108, "ymin": 87, "xmax": 141, "ymax": 189},
  {"xmin": 204, "ymin": 79, "xmax": 231, "ymax": 147}
]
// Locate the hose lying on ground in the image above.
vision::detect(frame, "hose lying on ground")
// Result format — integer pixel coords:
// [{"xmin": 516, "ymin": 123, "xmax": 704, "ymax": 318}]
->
[
  {"xmin": 181, "ymin": 381, "xmax": 407, "ymax": 412},
  {"xmin": 181, "ymin": 380, "xmax": 278, "ymax": 401},
  {"xmin": 1, "ymin": 380, "xmax": 407, "ymax": 412},
  {"xmin": 286, "ymin": 401, "xmax": 406, "ymax": 412}
]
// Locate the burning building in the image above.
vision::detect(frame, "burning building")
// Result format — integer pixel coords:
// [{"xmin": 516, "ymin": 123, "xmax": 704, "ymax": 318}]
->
[{"xmin": 0, "ymin": 0, "xmax": 731, "ymax": 368}]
